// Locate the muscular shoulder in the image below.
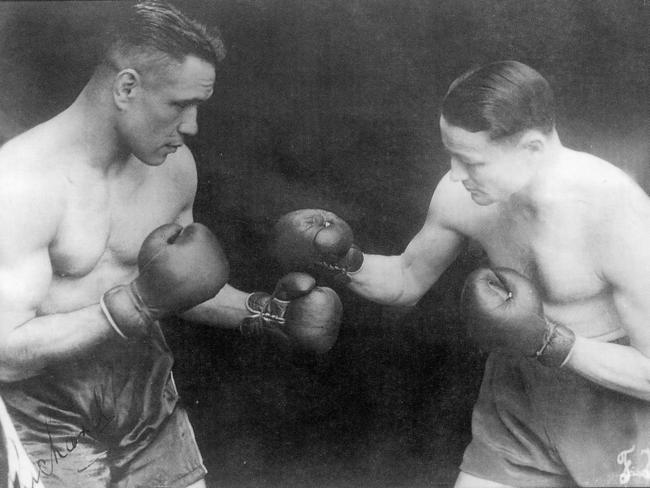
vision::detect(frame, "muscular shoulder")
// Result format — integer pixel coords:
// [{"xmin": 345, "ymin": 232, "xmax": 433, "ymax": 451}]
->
[
  {"xmin": 0, "ymin": 129, "xmax": 67, "ymax": 248},
  {"xmin": 0, "ymin": 125, "xmax": 68, "ymax": 186},
  {"xmin": 539, "ymin": 150, "xmax": 650, "ymax": 269},
  {"xmin": 539, "ymin": 150, "xmax": 647, "ymax": 220}
]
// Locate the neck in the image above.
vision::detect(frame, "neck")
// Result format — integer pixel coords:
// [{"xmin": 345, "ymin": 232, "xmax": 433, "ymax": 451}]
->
[
  {"xmin": 539, "ymin": 130, "xmax": 563, "ymax": 162},
  {"xmin": 506, "ymin": 130, "xmax": 565, "ymax": 215},
  {"xmin": 64, "ymin": 76, "xmax": 132, "ymax": 172}
]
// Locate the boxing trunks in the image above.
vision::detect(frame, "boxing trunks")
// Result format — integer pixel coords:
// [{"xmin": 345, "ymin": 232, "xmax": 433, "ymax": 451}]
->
[
  {"xmin": 0, "ymin": 322, "xmax": 205, "ymax": 487},
  {"xmin": 460, "ymin": 335, "xmax": 650, "ymax": 487},
  {"xmin": 0, "ymin": 394, "xmax": 44, "ymax": 487}
]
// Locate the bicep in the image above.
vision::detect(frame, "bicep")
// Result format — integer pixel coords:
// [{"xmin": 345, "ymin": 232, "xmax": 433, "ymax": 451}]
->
[
  {"xmin": 0, "ymin": 249, "xmax": 53, "ymax": 331},
  {"xmin": 398, "ymin": 177, "xmax": 467, "ymax": 297},
  {"xmin": 400, "ymin": 216, "xmax": 464, "ymax": 293},
  {"xmin": 0, "ymin": 173, "xmax": 59, "ymax": 333}
]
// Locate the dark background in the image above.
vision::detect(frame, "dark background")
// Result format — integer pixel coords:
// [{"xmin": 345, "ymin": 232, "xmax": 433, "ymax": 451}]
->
[{"xmin": 0, "ymin": 1, "xmax": 647, "ymax": 486}]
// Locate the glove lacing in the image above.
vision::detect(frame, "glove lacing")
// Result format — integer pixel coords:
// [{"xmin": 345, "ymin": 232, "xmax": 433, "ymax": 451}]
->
[{"xmin": 241, "ymin": 293, "xmax": 289, "ymax": 335}]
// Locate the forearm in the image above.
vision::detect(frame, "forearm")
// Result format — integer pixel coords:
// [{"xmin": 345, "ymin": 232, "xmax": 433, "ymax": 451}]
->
[
  {"xmin": 565, "ymin": 336, "xmax": 650, "ymax": 401},
  {"xmin": 0, "ymin": 305, "xmax": 115, "ymax": 381},
  {"xmin": 180, "ymin": 283, "xmax": 249, "ymax": 328},
  {"xmin": 347, "ymin": 254, "xmax": 428, "ymax": 307}
]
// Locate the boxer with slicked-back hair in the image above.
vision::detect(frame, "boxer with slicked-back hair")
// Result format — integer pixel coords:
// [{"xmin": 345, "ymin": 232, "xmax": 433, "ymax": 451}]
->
[
  {"xmin": 441, "ymin": 60, "xmax": 556, "ymax": 139},
  {"xmin": 274, "ymin": 60, "xmax": 650, "ymax": 487},
  {"xmin": 0, "ymin": 2, "xmax": 342, "ymax": 487}
]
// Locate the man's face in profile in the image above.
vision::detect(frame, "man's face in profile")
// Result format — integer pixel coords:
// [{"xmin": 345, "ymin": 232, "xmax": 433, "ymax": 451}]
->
[
  {"xmin": 123, "ymin": 55, "xmax": 215, "ymax": 166},
  {"xmin": 440, "ymin": 116, "xmax": 533, "ymax": 205}
]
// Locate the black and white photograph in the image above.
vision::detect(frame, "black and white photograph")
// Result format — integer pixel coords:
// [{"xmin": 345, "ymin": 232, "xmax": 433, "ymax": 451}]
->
[{"xmin": 0, "ymin": 1, "xmax": 647, "ymax": 487}]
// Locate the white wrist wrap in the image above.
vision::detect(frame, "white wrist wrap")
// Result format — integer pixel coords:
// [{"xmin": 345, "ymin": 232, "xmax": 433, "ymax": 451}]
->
[{"xmin": 100, "ymin": 293, "xmax": 128, "ymax": 340}]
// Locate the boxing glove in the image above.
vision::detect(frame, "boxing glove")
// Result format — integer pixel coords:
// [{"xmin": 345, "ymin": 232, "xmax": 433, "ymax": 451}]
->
[
  {"xmin": 240, "ymin": 272, "xmax": 343, "ymax": 353},
  {"xmin": 460, "ymin": 267, "xmax": 575, "ymax": 367},
  {"xmin": 273, "ymin": 209, "xmax": 364, "ymax": 285},
  {"xmin": 101, "ymin": 223, "xmax": 230, "ymax": 339}
]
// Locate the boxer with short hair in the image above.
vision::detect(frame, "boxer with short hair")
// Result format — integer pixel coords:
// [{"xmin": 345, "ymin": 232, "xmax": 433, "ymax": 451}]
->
[
  {"xmin": 273, "ymin": 60, "xmax": 650, "ymax": 487},
  {"xmin": 0, "ymin": 2, "xmax": 341, "ymax": 487}
]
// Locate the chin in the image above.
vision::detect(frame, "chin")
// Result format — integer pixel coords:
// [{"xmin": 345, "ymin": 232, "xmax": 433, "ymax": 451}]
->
[
  {"xmin": 151, "ymin": 156, "xmax": 168, "ymax": 166},
  {"xmin": 138, "ymin": 153, "xmax": 168, "ymax": 166},
  {"xmin": 470, "ymin": 192, "xmax": 495, "ymax": 206}
]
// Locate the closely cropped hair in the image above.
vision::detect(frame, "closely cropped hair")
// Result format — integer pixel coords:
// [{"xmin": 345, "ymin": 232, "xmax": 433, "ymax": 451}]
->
[
  {"xmin": 101, "ymin": 1, "xmax": 225, "ymax": 71},
  {"xmin": 441, "ymin": 61, "xmax": 555, "ymax": 140}
]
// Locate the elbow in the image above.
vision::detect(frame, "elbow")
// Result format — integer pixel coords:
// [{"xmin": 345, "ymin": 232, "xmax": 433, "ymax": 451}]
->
[
  {"xmin": 383, "ymin": 287, "xmax": 424, "ymax": 308},
  {"xmin": 641, "ymin": 368, "xmax": 650, "ymax": 402},
  {"xmin": 392, "ymin": 256, "xmax": 430, "ymax": 307},
  {"xmin": 0, "ymin": 370, "xmax": 24, "ymax": 383},
  {"xmin": 633, "ymin": 350, "xmax": 650, "ymax": 400},
  {"xmin": 0, "ymin": 362, "xmax": 39, "ymax": 383},
  {"xmin": 390, "ymin": 274, "xmax": 426, "ymax": 308},
  {"xmin": 398, "ymin": 294, "xmax": 422, "ymax": 308}
]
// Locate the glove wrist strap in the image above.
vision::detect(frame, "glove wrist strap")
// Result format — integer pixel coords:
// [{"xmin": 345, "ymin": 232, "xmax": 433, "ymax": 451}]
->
[
  {"xmin": 101, "ymin": 283, "xmax": 154, "ymax": 340},
  {"xmin": 536, "ymin": 319, "xmax": 576, "ymax": 368},
  {"xmin": 100, "ymin": 293, "xmax": 128, "ymax": 340},
  {"xmin": 317, "ymin": 245, "xmax": 364, "ymax": 286},
  {"xmin": 244, "ymin": 292, "xmax": 270, "ymax": 314},
  {"xmin": 344, "ymin": 245, "xmax": 364, "ymax": 274}
]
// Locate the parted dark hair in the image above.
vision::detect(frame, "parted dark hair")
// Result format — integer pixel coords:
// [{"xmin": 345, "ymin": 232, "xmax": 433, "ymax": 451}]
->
[
  {"xmin": 101, "ymin": 1, "xmax": 225, "ymax": 70},
  {"xmin": 441, "ymin": 61, "xmax": 555, "ymax": 140}
]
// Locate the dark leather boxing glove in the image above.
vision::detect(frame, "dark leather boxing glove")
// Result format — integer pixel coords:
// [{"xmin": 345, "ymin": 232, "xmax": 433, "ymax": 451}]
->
[
  {"xmin": 272, "ymin": 209, "xmax": 364, "ymax": 286},
  {"xmin": 240, "ymin": 272, "xmax": 343, "ymax": 353},
  {"xmin": 101, "ymin": 223, "xmax": 230, "ymax": 339},
  {"xmin": 460, "ymin": 267, "xmax": 575, "ymax": 367}
]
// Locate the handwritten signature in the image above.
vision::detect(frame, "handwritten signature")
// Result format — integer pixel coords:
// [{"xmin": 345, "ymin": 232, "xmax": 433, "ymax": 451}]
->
[
  {"xmin": 617, "ymin": 445, "xmax": 650, "ymax": 485},
  {"xmin": 31, "ymin": 386, "xmax": 115, "ymax": 484}
]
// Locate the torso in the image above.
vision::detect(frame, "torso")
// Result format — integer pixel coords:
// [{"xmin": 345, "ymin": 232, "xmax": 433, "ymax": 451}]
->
[
  {"xmin": 0, "ymin": 116, "xmax": 188, "ymax": 439},
  {"xmin": 0, "ymin": 115, "xmax": 197, "ymax": 318},
  {"xmin": 445, "ymin": 150, "xmax": 631, "ymax": 340}
]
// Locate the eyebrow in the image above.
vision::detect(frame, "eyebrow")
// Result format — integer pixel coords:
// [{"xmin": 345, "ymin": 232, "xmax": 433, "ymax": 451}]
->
[
  {"xmin": 174, "ymin": 96, "xmax": 211, "ymax": 105},
  {"xmin": 443, "ymin": 148, "xmax": 473, "ymax": 163},
  {"xmin": 174, "ymin": 86, "xmax": 214, "ymax": 104}
]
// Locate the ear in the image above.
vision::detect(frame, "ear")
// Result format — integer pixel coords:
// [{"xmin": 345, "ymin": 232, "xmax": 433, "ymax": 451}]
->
[
  {"xmin": 518, "ymin": 130, "xmax": 546, "ymax": 154},
  {"xmin": 113, "ymin": 69, "xmax": 141, "ymax": 109}
]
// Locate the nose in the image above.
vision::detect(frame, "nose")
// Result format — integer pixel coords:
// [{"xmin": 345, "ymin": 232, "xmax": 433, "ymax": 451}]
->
[
  {"xmin": 178, "ymin": 106, "xmax": 198, "ymax": 137},
  {"xmin": 449, "ymin": 157, "xmax": 468, "ymax": 182}
]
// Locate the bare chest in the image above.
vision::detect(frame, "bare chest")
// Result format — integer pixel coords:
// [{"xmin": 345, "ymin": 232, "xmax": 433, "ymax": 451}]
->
[
  {"xmin": 49, "ymin": 174, "xmax": 187, "ymax": 280},
  {"xmin": 481, "ymin": 221, "xmax": 623, "ymax": 337},
  {"xmin": 471, "ymin": 208, "xmax": 606, "ymax": 305}
]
